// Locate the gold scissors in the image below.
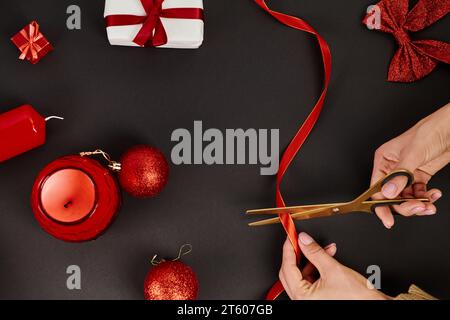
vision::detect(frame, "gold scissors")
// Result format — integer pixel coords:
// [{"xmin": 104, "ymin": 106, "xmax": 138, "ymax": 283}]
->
[{"xmin": 246, "ymin": 169, "xmax": 430, "ymax": 227}]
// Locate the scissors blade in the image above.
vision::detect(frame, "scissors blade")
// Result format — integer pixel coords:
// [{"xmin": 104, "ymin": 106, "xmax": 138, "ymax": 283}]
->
[
  {"xmin": 246, "ymin": 198, "xmax": 430, "ymax": 216},
  {"xmin": 247, "ymin": 198, "xmax": 431, "ymax": 226},
  {"xmin": 246, "ymin": 202, "xmax": 343, "ymax": 215},
  {"xmin": 248, "ymin": 205, "xmax": 347, "ymax": 227}
]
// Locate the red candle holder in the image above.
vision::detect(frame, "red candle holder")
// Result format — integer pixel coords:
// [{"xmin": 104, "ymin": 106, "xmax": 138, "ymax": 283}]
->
[
  {"xmin": 31, "ymin": 155, "xmax": 121, "ymax": 242},
  {"xmin": 31, "ymin": 146, "xmax": 169, "ymax": 242}
]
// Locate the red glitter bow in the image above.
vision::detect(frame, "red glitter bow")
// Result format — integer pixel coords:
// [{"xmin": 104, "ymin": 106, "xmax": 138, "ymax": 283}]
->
[
  {"xmin": 104, "ymin": 0, "xmax": 204, "ymax": 47},
  {"xmin": 363, "ymin": 0, "xmax": 450, "ymax": 82}
]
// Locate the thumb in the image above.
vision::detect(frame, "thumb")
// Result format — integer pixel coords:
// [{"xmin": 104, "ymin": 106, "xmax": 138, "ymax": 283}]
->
[
  {"xmin": 298, "ymin": 232, "xmax": 339, "ymax": 278},
  {"xmin": 381, "ymin": 149, "xmax": 422, "ymax": 199}
]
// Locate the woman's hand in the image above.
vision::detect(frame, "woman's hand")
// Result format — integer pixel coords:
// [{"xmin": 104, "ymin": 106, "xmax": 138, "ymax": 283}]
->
[
  {"xmin": 371, "ymin": 103, "xmax": 450, "ymax": 228},
  {"xmin": 279, "ymin": 233, "xmax": 389, "ymax": 300}
]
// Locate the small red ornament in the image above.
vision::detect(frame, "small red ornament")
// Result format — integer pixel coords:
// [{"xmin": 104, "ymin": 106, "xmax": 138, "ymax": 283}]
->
[
  {"xmin": 31, "ymin": 145, "xmax": 169, "ymax": 242},
  {"xmin": 144, "ymin": 244, "xmax": 199, "ymax": 300},
  {"xmin": 118, "ymin": 145, "xmax": 169, "ymax": 198}
]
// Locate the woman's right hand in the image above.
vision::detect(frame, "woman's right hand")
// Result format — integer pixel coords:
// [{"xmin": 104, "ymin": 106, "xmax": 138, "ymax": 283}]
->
[{"xmin": 371, "ymin": 103, "xmax": 450, "ymax": 229}]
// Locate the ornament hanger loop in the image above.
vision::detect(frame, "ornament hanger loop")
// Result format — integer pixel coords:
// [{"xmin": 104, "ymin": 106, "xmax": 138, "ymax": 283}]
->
[
  {"xmin": 151, "ymin": 254, "xmax": 164, "ymax": 266},
  {"xmin": 174, "ymin": 244, "xmax": 193, "ymax": 261},
  {"xmin": 150, "ymin": 244, "xmax": 193, "ymax": 266},
  {"xmin": 79, "ymin": 149, "xmax": 121, "ymax": 172}
]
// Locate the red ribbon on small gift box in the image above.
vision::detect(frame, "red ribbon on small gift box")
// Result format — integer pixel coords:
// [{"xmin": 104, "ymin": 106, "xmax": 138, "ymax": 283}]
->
[{"xmin": 11, "ymin": 21, "xmax": 53, "ymax": 64}]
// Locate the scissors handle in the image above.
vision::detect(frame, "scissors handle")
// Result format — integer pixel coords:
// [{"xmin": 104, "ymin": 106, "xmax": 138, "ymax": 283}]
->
[
  {"xmin": 381, "ymin": 170, "xmax": 414, "ymax": 189},
  {"xmin": 352, "ymin": 169, "xmax": 414, "ymax": 205}
]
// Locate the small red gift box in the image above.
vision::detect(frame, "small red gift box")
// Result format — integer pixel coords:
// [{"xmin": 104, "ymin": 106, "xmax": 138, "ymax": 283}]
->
[{"xmin": 11, "ymin": 21, "xmax": 53, "ymax": 64}]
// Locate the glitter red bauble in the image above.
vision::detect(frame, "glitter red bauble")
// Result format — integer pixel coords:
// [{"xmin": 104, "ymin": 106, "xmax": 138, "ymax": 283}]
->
[
  {"xmin": 118, "ymin": 145, "xmax": 169, "ymax": 198},
  {"xmin": 144, "ymin": 261, "xmax": 199, "ymax": 300}
]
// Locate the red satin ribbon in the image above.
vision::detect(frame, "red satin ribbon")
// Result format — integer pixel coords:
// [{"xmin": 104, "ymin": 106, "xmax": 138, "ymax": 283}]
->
[
  {"xmin": 104, "ymin": 0, "xmax": 204, "ymax": 47},
  {"xmin": 253, "ymin": 0, "xmax": 331, "ymax": 300}
]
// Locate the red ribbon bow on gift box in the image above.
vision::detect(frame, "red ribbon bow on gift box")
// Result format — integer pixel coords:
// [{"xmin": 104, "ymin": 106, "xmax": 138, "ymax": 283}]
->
[
  {"xmin": 18, "ymin": 21, "xmax": 43, "ymax": 61},
  {"xmin": 104, "ymin": 0, "xmax": 204, "ymax": 47},
  {"xmin": 363, "ymin": 0, "xmax": 450, "ymax": 82},
  {"xmin": 11, "ymin": 21, "xmax": 53, "ymax": 64}
]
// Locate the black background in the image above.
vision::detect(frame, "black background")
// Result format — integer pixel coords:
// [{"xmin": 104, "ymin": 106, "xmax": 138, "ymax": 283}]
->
[{"xmin": 0, "ymin": 0, "xmax": 449, "ymax": 300}]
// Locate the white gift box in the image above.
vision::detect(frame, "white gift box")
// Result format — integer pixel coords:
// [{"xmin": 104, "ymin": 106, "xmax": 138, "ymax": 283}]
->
[{"xmin": 104, "ymin": 0, "xmax": 204, "ymax": 49}]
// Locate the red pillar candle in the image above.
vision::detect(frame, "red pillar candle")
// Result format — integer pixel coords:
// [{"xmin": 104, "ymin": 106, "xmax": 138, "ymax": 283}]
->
[
  {"xmin": 31, "ymin": 155, "xmax": 121, "ymax": 242},
  {"xmin": 0, "ymin": 104, "xmax": 61, "ymax": 162}
]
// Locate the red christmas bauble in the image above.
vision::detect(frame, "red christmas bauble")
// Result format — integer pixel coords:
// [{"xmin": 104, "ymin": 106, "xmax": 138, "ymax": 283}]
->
[
  {"xmin": 118, "ymin": 145, "xmax": 169, "ymax": 198},
  {"xmin": 144, "ymin": 261, "xmax": 199, "ymax": 300}
]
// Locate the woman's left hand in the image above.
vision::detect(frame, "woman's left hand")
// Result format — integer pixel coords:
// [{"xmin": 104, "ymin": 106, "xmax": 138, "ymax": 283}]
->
[{"xmin": 279, "ymin": 232, "xmax": 389, "ymax": 300}]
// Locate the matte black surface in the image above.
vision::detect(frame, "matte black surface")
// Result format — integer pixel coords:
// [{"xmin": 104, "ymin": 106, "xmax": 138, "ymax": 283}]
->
[{"xmin": 0, "ymin": 0, "xmax": 449, "ymax": 299}]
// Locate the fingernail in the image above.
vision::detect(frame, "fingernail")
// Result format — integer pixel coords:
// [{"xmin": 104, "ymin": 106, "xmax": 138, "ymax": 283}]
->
[
  {"xmin": 327, "ymin": 245, "xmax": 337, "ymax": 255},
  {"xmin": 324, "ymin": 243, "xmax": 336, "ymax": 250},
  {"xmin": 299, "ymin": 232, "xmax": 314, "ymax": 245},
  {"xmin": 384, "ymin": 221, "xmax": 393, "ymax": 229},
  {"xmin": 424, "ymin": 209, "xmax": 436, "ymax": 215},
  {"xmin": 382, "ymin": 183, "xmax": 397, "ymax": 198},
  {"xmin": 431, "ymin": 192, "xmax": 442, "ymax": 201},
  {"xmin": 412, "ymin": 206, "xmax": 424, "ymax": 214}
]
